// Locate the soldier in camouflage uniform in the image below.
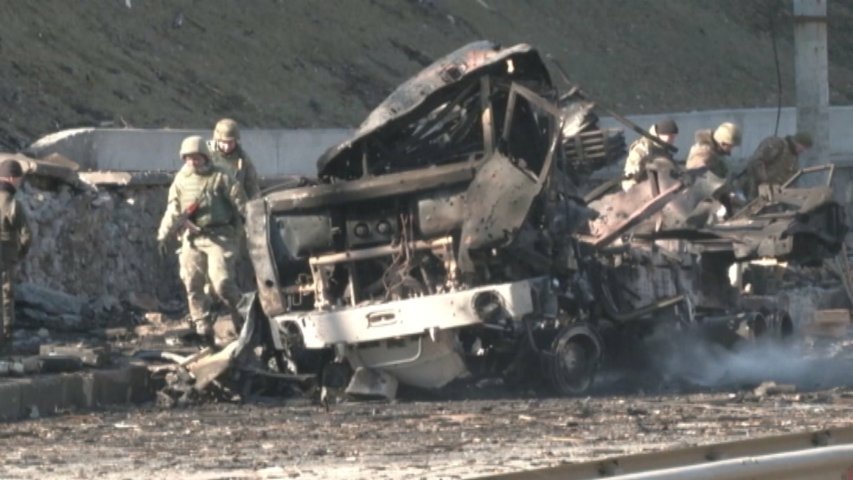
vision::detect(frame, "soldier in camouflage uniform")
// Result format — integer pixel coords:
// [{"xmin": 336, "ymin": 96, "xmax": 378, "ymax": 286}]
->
[
  {"xmin": 741, "ymin": 132, "xmax": 812, "ymax": 199},
  {"xmin": 209, "ymin": 118, "xmax": 261, "ymax": 292},
  {"xmin": 0, "ymin": 160, "xmax": 31, "ymax": 349},
  {"xmin": 686, "ymin": 122, "xmax": 741, "ymax": 179},
  {"xmin": 622, "ymin": 118, "xmax": 679, "ymax": 191},
  {"xmin": 157, "ymin": 136, "xmax": 248, "ymax": 343},
  {"xmin": 209, "ymin": 118, "xmax": 260, "ymax": 199}
]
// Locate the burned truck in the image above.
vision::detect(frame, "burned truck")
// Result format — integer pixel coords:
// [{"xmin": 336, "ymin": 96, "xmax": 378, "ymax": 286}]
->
[
  {"xmin": 243, "ymin": 41, "xmax": 847, "ymax": 398},
  {"xmin": 245, "ymin": 42, "xmax": 607, "ymax": 397},
  {"xmin": 585, "ymin": 157, "xmax": 846, "ymax": 349}
]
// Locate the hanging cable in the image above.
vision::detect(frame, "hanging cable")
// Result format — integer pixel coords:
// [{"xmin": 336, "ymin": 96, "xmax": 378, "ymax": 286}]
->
[{"xmin": 770, "ymin": 6, "xmax": 783, "ymax": 136}]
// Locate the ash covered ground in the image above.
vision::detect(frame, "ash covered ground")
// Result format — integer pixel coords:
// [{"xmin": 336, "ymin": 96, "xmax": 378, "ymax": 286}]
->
[{"xmin": 3, "ymin": 334, "xmax": 853, "ymax": 480}]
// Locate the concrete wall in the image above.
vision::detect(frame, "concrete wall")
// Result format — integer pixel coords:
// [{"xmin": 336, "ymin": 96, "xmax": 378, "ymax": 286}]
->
[
  {"xmin": 28, "ymin": 128, "xmax": 352, "ymax": 177},
  {"xmin": 25, "ymin": 106, "xmax": 853, "ymax": 178}
]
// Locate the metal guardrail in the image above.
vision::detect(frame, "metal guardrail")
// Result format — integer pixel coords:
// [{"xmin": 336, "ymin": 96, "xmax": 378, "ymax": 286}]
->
[{"xmin": 476, "ymin": 426, "xmax": 853, "ymax": 479}]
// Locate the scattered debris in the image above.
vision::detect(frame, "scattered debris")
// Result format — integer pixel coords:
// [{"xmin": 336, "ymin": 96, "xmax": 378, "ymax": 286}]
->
[
  {"xmin": 16, "ymin": 283, "xmax": 93, "ymax": 332},
  {"xmin": 753, "ymin": 381, "xmax": 797, "ymax": 397},
  {"xmin": 39, "ymin": 344, "xmax": 111, "ymax": 367}
]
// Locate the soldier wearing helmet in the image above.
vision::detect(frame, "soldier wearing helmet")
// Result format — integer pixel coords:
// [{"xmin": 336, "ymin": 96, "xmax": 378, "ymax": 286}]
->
[
  {"xmin": 686, "ymin": 122, "xmax": 742, "ymax": 178},
  {"xmin": 156, "ymin": 135, "xmax": 248, "ymax": 344},
  {"xmin": 210, "ymin": 118, "xmax": 260, "ymax": 199},
  {"xmin": 740, "ymin": 131, "xmax": 812, "ymax": 199},
  {"xmin": 622, "ymin": 118, "xmax": 679, "ymax": 191},
  {"xmin": 0, "ymin": 159, "xmax": 30, "ymax": 351}
]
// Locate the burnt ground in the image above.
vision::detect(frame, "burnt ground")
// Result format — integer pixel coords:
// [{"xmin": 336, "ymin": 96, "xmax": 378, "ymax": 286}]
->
[
  {"xmin": 2, "ymin": 335, "xmax": 853, "ymax": 479},
  {"xmin": 2, "ymin": 387, "xmax": 853, "ymax": 479}
]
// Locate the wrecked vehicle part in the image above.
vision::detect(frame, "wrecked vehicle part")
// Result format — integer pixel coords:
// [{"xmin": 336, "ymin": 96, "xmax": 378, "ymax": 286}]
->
[
  {"xmin": 147, "ymin": 293, "xmax": 315, "ymax": 405},
  {"xmin": 583, "ymin": 150, "xmax": 845, "ymax": 359},
  {"xmin": 315, "ymin": 41, "xmax": 554, "ymax": 180},
  {"xmin": 247, "ymin": 42, "xmax": 603, "ymax": 397},
  {"xmin": 591, "ymin": 159, "xmax": 847, "ymax": 265},
  {"xmin": 248, "ymin": 40, "xmax": 846, "ymax": 399}
]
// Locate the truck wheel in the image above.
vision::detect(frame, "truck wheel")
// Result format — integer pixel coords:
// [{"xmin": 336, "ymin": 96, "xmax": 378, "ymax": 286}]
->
[{"xmin": 545, "ymin": 324, "xmax": 601, "ymax": 395}]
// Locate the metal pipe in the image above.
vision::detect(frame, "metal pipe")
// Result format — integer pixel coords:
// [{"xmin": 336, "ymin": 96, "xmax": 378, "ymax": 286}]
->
[{"xmin": 309, "ymin": 236, "xmax": 453, "ymax": 266}]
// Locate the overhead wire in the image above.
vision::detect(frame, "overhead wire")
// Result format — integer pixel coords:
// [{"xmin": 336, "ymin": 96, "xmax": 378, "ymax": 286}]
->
[{"xmin": 769, "ymin": 4, "xmax": 783, "ymax": 136}]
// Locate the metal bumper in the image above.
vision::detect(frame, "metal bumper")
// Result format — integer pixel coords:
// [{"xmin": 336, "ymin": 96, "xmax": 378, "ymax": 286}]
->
[{"xmin": 271, "ymin": 278, "xmax": 543, "ymax": 349}]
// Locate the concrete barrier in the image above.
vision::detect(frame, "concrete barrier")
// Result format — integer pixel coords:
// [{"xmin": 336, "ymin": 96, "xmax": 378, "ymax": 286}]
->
[
  {"xmin": 28, "ymin": 128, "xmax": 352, "ymax": 177},
  {"xmin": 0, "ymin": 364, "xmax": 152, "ymax": 421},
  {"xmin": 24, "ymin": 106, "xmax": 853, "ymax": 178}
]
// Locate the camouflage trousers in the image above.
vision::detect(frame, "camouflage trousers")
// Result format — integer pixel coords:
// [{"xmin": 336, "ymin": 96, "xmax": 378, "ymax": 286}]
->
[
  {"xmin": 204, "ymin": 231, "xmax": 256, "ymax": 297},
  {"xmin": 179, "ymin": 233, "xmax": 242, "ymax": 335},
  {"xmin": 0, "ymin": 264, "xmax": 15, "ymax": 345}
]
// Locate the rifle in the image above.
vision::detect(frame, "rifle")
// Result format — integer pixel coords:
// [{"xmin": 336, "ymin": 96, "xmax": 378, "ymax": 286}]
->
[{"xmin": 163, "ymin": 201, "xmax": 202, "ymax": 240}]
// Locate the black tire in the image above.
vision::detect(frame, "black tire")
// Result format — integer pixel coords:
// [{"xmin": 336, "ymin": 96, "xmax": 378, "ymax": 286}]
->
[{"xmin": 545, "ymin": 324, "xmax": 601, "ymax": 396}]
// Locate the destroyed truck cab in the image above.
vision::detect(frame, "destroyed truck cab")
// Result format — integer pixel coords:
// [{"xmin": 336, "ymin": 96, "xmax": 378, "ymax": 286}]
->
[
  {"xmin": 245, "ymin": 42, "xmax": 606, "ymax": 397},
  {"xmin": 583, "ymin": 150, "xmax": 847, "ymax": 348}
]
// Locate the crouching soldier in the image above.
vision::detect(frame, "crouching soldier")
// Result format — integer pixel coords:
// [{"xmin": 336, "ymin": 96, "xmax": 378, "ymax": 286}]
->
[
  {"xmin": 156, "ymin": 136, "xmax": 248, "ymax": 344},
  {"xmin": 0, "ymin": 159, "xmax": 31, "ymax": 350},
  {"xmin": 741, "ymin": 132, "xmax": 812, "ymax": 200},
  {"xmin": 686, "ymin": 122, "xmax": 741, "ymax": 178}
]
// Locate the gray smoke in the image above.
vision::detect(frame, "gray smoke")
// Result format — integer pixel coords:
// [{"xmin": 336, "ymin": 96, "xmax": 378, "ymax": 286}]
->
[{"xmin": 654, "ymin": 330, "xmax": 853, "ymax": 391}]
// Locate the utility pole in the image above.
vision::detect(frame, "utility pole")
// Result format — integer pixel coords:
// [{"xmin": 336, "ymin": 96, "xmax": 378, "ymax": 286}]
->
[{"xmin": 793, "ymin": 0, "xmax": 829, "ymax": 168}]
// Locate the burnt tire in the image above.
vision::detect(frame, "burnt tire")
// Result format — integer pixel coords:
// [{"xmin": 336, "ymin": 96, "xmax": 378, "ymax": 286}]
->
[
  {"xmin": 545, "ymin": 324, "xmax": 601, "ymax": 396},
  {"xmin": 767, "ymin": 309, "xmax": 794, "ymax": 338}
]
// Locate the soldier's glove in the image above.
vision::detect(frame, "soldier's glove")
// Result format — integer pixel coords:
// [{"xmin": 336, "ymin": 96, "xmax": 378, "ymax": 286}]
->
[{"xmin": 157, "ymin": 239, "xmax": 170, "ymax": 258}]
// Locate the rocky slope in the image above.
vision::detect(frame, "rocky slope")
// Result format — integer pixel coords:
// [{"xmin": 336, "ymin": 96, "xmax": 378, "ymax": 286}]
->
[{"xmin": 2, "ymin": 0, "xmax": 853, "ymax": 151}]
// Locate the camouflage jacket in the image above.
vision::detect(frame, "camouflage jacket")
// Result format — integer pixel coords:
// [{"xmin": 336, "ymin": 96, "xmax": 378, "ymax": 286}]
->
[
  {"xmin": 210, "ymin": 144, "xmax": 261, "ymax": 200},
  {"xmin": 622, "ymin": 125, "xmax": 673, "ymax": 191},
  {"xmin": 746, "ymin": 136, "xmax": 799, "ymax": 187},
  {"xmin": 157, "ymin": 163, "xmax": 248, "ymax": 241},
  {"xmin": 686, "ymin": 129, "xmax": 729, "ymax": 179},
  {"xmin": 0, "ymin": 182, "xmax": 31, "ymax": 267}
]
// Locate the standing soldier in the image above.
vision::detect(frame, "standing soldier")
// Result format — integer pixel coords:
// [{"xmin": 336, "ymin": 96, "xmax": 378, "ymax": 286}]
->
[
  {"xmin": 622, "ymin": 118, "xmax": 679, "ymax": 191},
  {"xmin": 209, "ymin": 118, "xmax": 261, "ymax": 199},
  {"xmin": 157, "ymin": 136, "xmax": 248, "ymax": 344},
  {"xmin": 209, "ymin": 118, "xmax": 260, "ymax": 293},
  {"xmin": 0, "ymin": 159, "xmax": 31, "ymax": 350},
  {"xmin": 686, "ymin": 121, "xmax": 742, "ymax": 178},
  {"xmin": 741, "ymin": 132, "xmax": 812, "ymax": 199}
]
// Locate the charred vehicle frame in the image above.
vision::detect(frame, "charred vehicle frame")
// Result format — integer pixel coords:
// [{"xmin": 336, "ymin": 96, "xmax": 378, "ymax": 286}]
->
[{"xmin": 240, "ymin": 41, "xmax": 847, "ymax": 398}]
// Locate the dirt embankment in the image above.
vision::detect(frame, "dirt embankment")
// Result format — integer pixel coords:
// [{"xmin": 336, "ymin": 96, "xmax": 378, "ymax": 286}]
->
[{"xmin": 2, "ymin": 0, "xmax": 853, "ymax": 150}]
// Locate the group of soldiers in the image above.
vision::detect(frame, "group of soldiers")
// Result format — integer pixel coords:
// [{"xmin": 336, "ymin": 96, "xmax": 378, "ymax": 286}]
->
[
  {"xmin": 0, "ymin": 113, "xmax": 823, "ymax": 351},
  {"xmin": 156, "ymin": 118, "xmax": 259, "ymax": 345},
  {"xmin": 0, "ymin": 119, "xmax": 260, "ymax": 351},
  {"xmin": 621, "ymin": 118, "xmax": 814, "ymax": 208}
]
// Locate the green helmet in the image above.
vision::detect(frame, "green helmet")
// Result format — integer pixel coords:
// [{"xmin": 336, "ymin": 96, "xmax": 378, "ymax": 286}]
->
[
  {"xmin": 792, "ymin": 131, "xmax": 813, "ymax": 148},
  {"xmin": 713, "ymin": 122, "xmax": 742, "ymax": 147},
  {"xmin": 213, "ymin": 118, "xmax": 240, "ymax": 141},
  {"xmin": 179, "ymin": 135, "xmax": 210, "ymax": 159}
]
